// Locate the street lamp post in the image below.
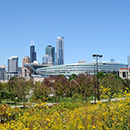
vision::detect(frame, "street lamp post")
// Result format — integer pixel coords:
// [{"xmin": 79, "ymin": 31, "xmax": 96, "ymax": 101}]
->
[
  {"xmin": 92, "ymin": 54, "xmax": 103, "ymax": 100},
  {"xmin": 93, "ymin": 64, "xmax": 96, "ymax": 103}
]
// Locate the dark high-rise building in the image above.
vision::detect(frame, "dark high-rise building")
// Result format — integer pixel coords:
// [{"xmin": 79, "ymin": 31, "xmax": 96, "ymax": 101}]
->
[
  {"xmin": 30, "ymin": 42, "xmax": 36, "ymax": 63},
  {"xmin": 57, "ymin": 36, "xmax": 64, "ymax": 65},
  {"xmin": 45, "ymin": 45, "xmax": 55, "ymax": 65}
]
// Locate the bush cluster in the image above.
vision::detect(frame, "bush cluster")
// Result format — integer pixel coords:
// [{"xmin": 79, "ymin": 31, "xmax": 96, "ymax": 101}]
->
[{"xmin": 0, "ymin": 73, "xmax": 129, "ymax": 105}]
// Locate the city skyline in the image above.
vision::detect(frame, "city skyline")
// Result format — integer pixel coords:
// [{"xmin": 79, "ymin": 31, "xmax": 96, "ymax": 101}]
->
[{"xmin": 0, "ymin": 0, "xmax": 130, "ymax": 67}]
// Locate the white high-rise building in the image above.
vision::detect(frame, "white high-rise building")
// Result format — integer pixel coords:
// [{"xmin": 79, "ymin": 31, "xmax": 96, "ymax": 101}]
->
[
  {"xmin": 8, "ymin": 56, "xmax": 18, "ymax": 72},
  {"xmin": 6, "ymin": 56, "xmax": 19, "ymax": 80},
  {"xmin": 56, "ymin": 36, "xmax": 64, "ymax": 65}
]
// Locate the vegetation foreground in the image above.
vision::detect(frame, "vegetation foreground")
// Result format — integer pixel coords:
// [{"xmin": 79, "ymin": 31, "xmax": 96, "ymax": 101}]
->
[{"xmin": 0, "ymin": 92, "xmax": 130, "ymax": 130}]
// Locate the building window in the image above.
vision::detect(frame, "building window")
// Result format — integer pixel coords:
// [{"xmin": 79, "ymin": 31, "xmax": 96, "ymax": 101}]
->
[{"xmin": 123, "ymin": 72, "xmax": 126, "ymax": 77}]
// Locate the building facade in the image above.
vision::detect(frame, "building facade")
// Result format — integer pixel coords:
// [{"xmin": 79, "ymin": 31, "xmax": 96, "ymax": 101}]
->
[
  {"xmin": 30, "ymin": 43, "xmax": 36, "ymax": 63},
  {"xmin": 45, "ymin": 45, "xmax": 55, "ymax": 65},
  {"xmin": 8, "ymin": 56, "xmax": 18, "ymax": 72},
  {"xmin": 22, "ymin": 56, "xmax": 31, "ymax": 78},
  {"xmin": 0, "ymin": 65, "xmax": 6, "ymax": 80},
  {"xmin": 57, "ymin": 36, "xmax": 64, "ymax": 65},
  {"xmin": 22, "ymin": 56, "xmax": 30, "ymax": 68},
  {"xmin": 5, "ymin": 72, "xmax": 19, "ymax": 80},
  {"xmin": 119, "ymin": 68, "xmax": 130, "ymax": 79},
  {"xmin": 6, "ymin": 56, "xmax": 19, "ymax": 80},
  {"xmin": 42, "ymin": 55, "xmax": 53, "ymax": 65}
]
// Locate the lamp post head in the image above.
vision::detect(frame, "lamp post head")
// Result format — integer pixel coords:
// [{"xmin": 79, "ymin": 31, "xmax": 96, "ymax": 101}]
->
[
  {"xmin": 92, "ymin": 54, "xmax": 96, "ymax": 58},
  {"xmin": 99, "ymin": 55, "xmax": 103, "ymax": 58},
  {"xmin": 92, "ymin": 54, "xmax": 103, "ymax": 58}
]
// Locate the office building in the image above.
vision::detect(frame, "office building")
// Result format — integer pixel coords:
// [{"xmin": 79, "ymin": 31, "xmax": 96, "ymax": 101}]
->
[
  {"xmin": 30, "ymin": 42, "xmax": 36, "ymax": 63},
  {"xmin": 42, "ymin": 55, "xmax": 53, "ymax": 66},
  {"xmin": 57, "ymin": 36, "xmax": 64, "ymax": 65},
  {"xmin": 22, "ymin": 56, "xmax": 30, "ymax": 68},
  {"xmin": 55, "ymin": 52, "xmax": 57, "ymax": 65},
  {"xmin": 5, "ymin": 72, "xmax": 19, "ymax": 80},
  {"xmin": 6, "ymin": 56, "xmax": 19, "ymax": 80},
  {"xmin": 8, "ymin": 56, "xmax": 18, "ymax": 72},
  {"xmin": 22, "ymin": 56, "xmax": 31, "ymax": 78},
  {"xmin": 0, "ymin": 65, "xmax": 6, "ymax": 80},
  {"xmin": 45, "ymin": 45, "xmax": 55, "ymax": 65},
  {"xmin": 18, "ymin": 67, "xmax": 22, "ymax": 76}
]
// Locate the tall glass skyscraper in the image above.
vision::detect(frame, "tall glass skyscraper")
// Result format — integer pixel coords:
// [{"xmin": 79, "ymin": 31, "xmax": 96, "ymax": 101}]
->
[
  {"xmin": 57, "ymin": 36, "xmax": 64, "ymax": 65},
  {"xmin": 45, "ymin": 45, "xmax": 55, "ymax": 65},
  {"xmin": 30, "ymin": 42, "xmax": 36, "ymax": 63},
  {"xmin": 8, "ymin": 56, "xmax": 18, "ymax": 72}
]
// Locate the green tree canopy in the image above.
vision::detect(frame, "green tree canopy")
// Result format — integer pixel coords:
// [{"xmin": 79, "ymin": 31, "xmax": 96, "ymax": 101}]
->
[{"xmin": 99, "ymin": 74, "xmax": 124, "ymax": 101}]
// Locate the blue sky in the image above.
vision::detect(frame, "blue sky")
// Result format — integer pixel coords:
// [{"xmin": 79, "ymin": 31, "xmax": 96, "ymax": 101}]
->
[{"xmin": 0, "ymin": 0, "xmax": 130, "ymax": 67}]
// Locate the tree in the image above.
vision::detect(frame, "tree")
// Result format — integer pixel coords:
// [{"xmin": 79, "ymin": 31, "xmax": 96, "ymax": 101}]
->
[
  {"xmin": 0, "ymin": 82, "xmax": 3, "ymax": 103},
  {"xmin": 0, "ymin": 82, "xmax": 9, "ymax": 103},
  {"xmin": 8, "ymin": 77, "xmax": 34, "ymax": 108},
  {"xmin": 7, "ymin": 77, "xmax": 18, "ymax": 101},
  {"xmin": 50, "ymin": 76, "xmax": 69, "ymax": 102},
  {"xmin": 68, "ymin": 74, "xmax": 77, "ymax": 81},
  {"xmin": 96, "ymin": 72, "xmax": 104, "ymax": 79},
  {"xmin": 123, "ymin": 78, "xmax": 130, "ymax": 91},
  {"xmin": 75, "ymin": 73, "xmax": 97, "ymax": 101},
  {"xmin": 33, "ymin": 81, "xmax": 50, "ymax": 101},
  {"xmin": 99, "ymin": 74, "xmax": 124, "ymax": 101}
]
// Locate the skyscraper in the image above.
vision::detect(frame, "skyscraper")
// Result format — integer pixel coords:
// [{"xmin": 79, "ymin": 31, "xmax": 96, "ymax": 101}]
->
[
  {"xmin": 8, "ymin": 56, "xmax": 18, "ymax": 72},
  {"xmin": 6, "ymin": 56, "xmax": 19, "ymax": 80},
  {"xmin": 57, "ymin": 36, "xmax": 64, "ymax": 65},
  {"xmin": 30, "ymin": 41, "xmax": 36, "ymax": 63},
  {"xmin": 0, "ymin": 65, "xmax": 6, "ymax": 80},
  {"xmin": 45, "ymin": 45, "xmax": 55, "ymax": 65}
]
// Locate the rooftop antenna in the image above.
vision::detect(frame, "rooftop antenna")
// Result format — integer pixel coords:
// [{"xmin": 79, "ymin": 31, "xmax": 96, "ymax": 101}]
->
[
  {"xmin": 33, "ymin": 40, "xmax": 34, "ymax": 45},
  {"xmin": 30, "ymin": 40, "xmax": 35, "ymax": 46},
  {"xmin": 30, "ymin": 41, "xmax": 32, "ymax": 46}
]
